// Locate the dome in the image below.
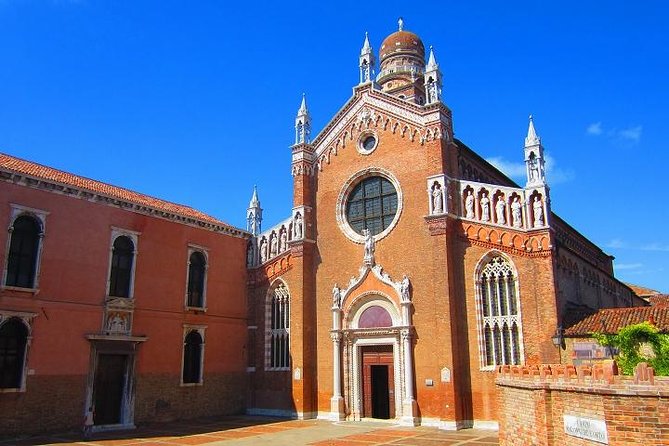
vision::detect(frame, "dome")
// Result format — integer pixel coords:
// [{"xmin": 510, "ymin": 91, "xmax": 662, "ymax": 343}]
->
[{"xmin": 380, "ymin": 30, "xmax": 425, "ymax": 62}]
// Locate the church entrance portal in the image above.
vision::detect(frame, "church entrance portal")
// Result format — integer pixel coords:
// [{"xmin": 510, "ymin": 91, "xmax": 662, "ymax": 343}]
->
[{"xmin": 361, "ymin": 345, "xmax": 395, "ymax": 419}]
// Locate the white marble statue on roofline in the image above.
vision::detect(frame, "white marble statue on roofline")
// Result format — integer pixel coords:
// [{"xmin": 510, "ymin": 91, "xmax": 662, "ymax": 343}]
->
[
  {"xmin": 480, "ymin": 193, "xmax": 490, "ymax": 222},
  {"xmin": 533, "ymin": 196, "xmax": 544, "ymax": 227},
  {"xmin": 511, "ymin": 197, "xmax": 522, "ymax": 228},
  {"xmin": 495, "ymin": 197, "xmax": 506, "ymax": 225},
  {"xmin": 465, "ymin": 190, "xmax": 475, "ymax": 219},
  {"xmin": 293, "ymin": 212, "xmax": 303, "ymax": 239}
]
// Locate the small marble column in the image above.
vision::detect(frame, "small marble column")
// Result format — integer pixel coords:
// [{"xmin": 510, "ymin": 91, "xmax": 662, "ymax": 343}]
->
[
  {"xmin": 330, "ymin": 306, "xmax": 345, "ymax": 420},
  {"xmin": 400, "ymin": 327, "xmax": 418, "ymax": 425}
]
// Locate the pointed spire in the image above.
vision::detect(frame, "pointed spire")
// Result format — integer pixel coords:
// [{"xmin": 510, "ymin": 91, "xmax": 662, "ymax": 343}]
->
[
  {"xmin": 246, "ymin": 186, "xmax": 262, "ymax": 236},
  {"xmin": 297, "ymin": 93, "xmax": 308, "ymax": 116},
  {"xmin": 295, "ymin": 93, "xmax": 312, "ymax": 145},
  {"xmin": 249, "ymin": 185, "xmax": 260, "ymax": 207},
  {"xmin": 426, "ymin": 46, "xmax": 438, "ymax": 69},
  {"xmin": 525, "ymin": 114, "xmax": 540, "ymax": 146},
  {"xmin": 361, "ymin": 32, "xmax": 372, "ymax": 55}
]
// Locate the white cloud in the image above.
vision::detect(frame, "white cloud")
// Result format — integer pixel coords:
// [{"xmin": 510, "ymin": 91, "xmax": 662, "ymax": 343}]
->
[
  {"xmin": 605, "ymin": 238, "xmax": 626, "ymax": 249},
  {"xmin": 586, "ymin": 122, "xmax": 603, "ymax": 135},
  {"xmin": 640, "ymin": 243, "xmax": 669, "ymax": 252},
  {"xmin": 543, "ymin": 152, "xmax": 575, "ymax": 185},
  {"xmin": 587, "ymin": 122, "xmax": 642, "ymax": 145},
  {"xmin": 486, "ymin": 157, "xmax": 526, "ymax": 179},
  {"xmin": 615, "ymin": 263, "xmax": 643, "ymax": 270},
  {"xmin": 618, "ymin": 125, "xmax": 643, "ymax": 143}
]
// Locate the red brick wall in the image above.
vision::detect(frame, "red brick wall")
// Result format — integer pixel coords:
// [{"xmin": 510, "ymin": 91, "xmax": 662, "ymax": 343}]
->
[{"xmin": 496, "ymin": 363, "xmax": 669, "ymax": 445}]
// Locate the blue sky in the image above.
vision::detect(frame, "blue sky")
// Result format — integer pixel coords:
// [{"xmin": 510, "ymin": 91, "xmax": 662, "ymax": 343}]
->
[{"xmin": 1, "ymin": 1, "xmax": 667, "ymax": 292}]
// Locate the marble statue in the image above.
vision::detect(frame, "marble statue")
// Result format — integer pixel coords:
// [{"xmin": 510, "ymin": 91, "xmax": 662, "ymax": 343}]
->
[
  {"xmin": 363, "ymin": 229, "xmax": 375, "ymax": 265},
  {"xmin": 533, "ymin": 197, "xmax": 544, "ymax": 227},
  {"xmin": 400, "ymin": 275, "xmax": 411, "ymax": 302},
  {"xmin": 294, "ymin": 213, "xmax": 303, "ymax": 239},
  {"xmin": 511, "ymin": 197, "xmax": 522, "ymax": 228},
  {"xmin": 432, "ymin": 183, "xmax": 443, "ymax": 214},
  {"xmin": 279, "ymin": 230, "xmax": 287, "ymax": 252},
  {"xmin": 465, "ymin": 191, "xmax": 475, "ymax": 219},
  {"xmin": 332, "ymin": 284, "xmax": 341, "ymax": 308},
  {"xmin": 270, "ymin": 233, "xmax": 278, "ymax": 256},
  {"xmin": 495, "ymin": 197, "xmax": 506, "ymax": 225},
  {"xmin": 260, "ymin": 238, "xmax": 268, "ymax": 263},
  {"xmin": 480, "ymin": 193, "xmax": 490, "ymax": 222}
]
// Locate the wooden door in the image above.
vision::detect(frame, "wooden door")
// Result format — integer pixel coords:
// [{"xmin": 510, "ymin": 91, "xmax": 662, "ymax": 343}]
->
[{"xmin": 361, "ymin": 345, "xmax": 395, "ymax": 419}]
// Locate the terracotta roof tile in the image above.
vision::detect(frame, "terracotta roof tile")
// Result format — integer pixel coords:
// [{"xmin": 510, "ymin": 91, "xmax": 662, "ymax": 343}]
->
[
  {"xmin": 648, "ymin": 294, "xmax": 669, "ymax": 307},
  {"xmin": 0, "ymin": 153, "xmax": 238, "ymax": 231},
  {"xmin": 565, "ymin": 306, "xmax": 669, "ymax": 336},
  {"xmin": 625, "ymin": 282, "xmax": 661, "ymax": 297}
]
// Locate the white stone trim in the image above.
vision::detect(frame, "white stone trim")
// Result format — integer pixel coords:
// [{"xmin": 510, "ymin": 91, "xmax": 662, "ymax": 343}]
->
[
  {"xmin": 336, "ymin": 167, "xmax": 403, "ymax": 244},
  {"xmin": 180, "ymin": 324, "xmax": 207, "ymax": 386},
  {"xmin": 2, "ymin": 204, "xmax": 48, "ymax": 290},
  {"xmin": 184, "ymin": 245, "xmax": 209, "ymax": 311},
  {"xmin": 0, "ymin": 312, "xmax": 36, "ymax": 392},
  {"xmin": 356, "ymin": 130, "xmax": 379, "ymax": 156},
  {"xmin": 474, "ymin": 251, "xmax": 525, "ymax": 371},
  {"xmin": 105, "ymin": 228, "xmax": 139, "ymax": 300}
]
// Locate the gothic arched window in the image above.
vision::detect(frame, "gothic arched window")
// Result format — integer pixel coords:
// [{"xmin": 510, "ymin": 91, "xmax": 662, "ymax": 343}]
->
[
  {"xmin": 182, "ymin": 330, "xmax": 204, "ymax": 384},
  {"xmin": 187, "ymin": 251, "xmax": 206, "ymax": 308},
  {"xmin": 267, "ymin": 283, "xmax": 290, "ymax": 370},
  {"xmin": 477, "ymin": 255, "xmax": 523, "ymax": 369},
  {"xmin": 6, "ymin": 215, "xmax": 42, "ymax": 288},
  {"xmin": 0, "ymin": 318, "xmax": 29, "ymax": 389},
  {"xmin": 109, "ymin": 236, "xmax": 134, "ymax": 298}
]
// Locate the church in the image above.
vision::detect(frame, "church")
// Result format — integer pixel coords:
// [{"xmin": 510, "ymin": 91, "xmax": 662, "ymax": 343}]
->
[{"xmin": 0, "ymin": 20, "xmax": 642, "ymax": 435}]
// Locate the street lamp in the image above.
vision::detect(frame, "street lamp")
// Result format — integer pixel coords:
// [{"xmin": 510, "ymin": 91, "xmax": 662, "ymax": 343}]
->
[{"xmin": 551, "ymin": 325, "xmax": 564, "ymax": 349}]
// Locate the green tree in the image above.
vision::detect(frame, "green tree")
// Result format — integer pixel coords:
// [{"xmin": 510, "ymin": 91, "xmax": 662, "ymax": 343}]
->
[{"xmin": 594, "ymin": 321, "xmax": 669, "ymax": 376}]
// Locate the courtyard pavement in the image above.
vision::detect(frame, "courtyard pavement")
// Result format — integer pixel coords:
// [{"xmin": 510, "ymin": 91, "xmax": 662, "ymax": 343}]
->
[{"xmin": 1, "ymin": 416, "xmax": 499, "ymax": 446}]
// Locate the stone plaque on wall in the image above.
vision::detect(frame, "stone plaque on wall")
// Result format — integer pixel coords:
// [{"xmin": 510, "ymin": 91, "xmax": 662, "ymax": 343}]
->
[
  {"xmin": 563, "ymin": 415, "xmax": 608, "ymax": 444},
  {"xmin": 441, "ymin": 367, "xmax": 451, "ymax": 383}
]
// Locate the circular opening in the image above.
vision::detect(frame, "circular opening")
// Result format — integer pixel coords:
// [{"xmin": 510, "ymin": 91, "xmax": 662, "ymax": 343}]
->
[
  {"xmin": 345, "ymin": 176, "xmax": 398, "ymax": 237},
  {"xmin": 357, "ymin": 132, "xmax": 379, "ymax": 155}
]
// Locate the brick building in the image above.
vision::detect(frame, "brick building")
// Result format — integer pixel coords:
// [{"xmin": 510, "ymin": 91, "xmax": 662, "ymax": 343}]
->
[{"xmin": 0, "ymin": 20, "xmax": 644, "ymax": 435}]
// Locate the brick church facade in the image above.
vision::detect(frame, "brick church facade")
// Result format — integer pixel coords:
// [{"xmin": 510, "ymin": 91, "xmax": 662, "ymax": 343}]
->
[{"xmin": 0, "ymin": 21, "xmax": 643, "ymax": 435}]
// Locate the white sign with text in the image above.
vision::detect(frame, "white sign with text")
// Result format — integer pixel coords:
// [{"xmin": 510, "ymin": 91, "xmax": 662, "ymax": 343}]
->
[{"xmin": 563, "ymin": 415, "xmax": 608, "ymax": 444}]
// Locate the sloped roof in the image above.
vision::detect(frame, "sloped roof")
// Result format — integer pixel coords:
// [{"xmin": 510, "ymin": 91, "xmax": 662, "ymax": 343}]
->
[
  {"xmin": 649, "ymin": 294, "xmax": 669, "ymax": 307},
  {"xmin": 0, "ymin": 152, "xmax": 241, "ymax": 234},
  {"xmin": 565, "ymin": 306, "xmax": 669, "ymax": 336},
  {"xmin": 625, "ymin": 282, "xmax": 661, "ymax": 297}
]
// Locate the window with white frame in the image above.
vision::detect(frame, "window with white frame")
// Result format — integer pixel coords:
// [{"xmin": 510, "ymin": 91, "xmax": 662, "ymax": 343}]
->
[
  {"xmin": 107, "ymin": 229, "xmax": 139, "ymax": 299},
  {"xmin": 477, "ymin": 255, "xmax": 523, "ymax": 369},
  {"xmin": 3, "ymin": 206, "xmax": 47, "ymax": 290},
  {"xmin": 266, "ymin": 282, "xmax": 290, "ymax": 370},
  {"xmin": 0, "ymin": 316, "xmax": 31, "ymax": 390},
  {"xmin": 181, "ymin": 327, "xmax": 205, "ymax": 385},
  {"xmin": 185, "ymin": 248, "xmax": 207, "ymax": 309}
]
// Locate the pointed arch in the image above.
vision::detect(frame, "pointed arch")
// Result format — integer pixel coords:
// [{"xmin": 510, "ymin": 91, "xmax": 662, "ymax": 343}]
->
[
  {"xmin": 265, "ymin": 279, "xmax": 291, "ymax": 371},
  {"xmin": 474, "ymin": 251, "xmax": 524, "ymax": 370}
]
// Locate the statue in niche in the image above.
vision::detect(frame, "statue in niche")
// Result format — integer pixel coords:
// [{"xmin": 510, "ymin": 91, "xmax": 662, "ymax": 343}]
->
[
  {"xmin": 293, "ymin": 212, "xmax": 303, "ymax": 239},
  {"xmin": 332, "ymin": 284, "xmax": 341, "ymax": 308},
  {"xmin": 465, "ymin": 190, "xmax": 475, "ymax": 219},
  {"xmin": 432, "ymin": 183, "xmax": 443, "ymax": 214},
  {"xmin": 246, "ymin": 243, "xmax": 254, "ymax": 267},
  {"xmin": 511, "ymin": 197, "xmax": 522, "ymax": 228},
  {"xmin": 270, "ymin": 233, "xmax": 278, "ymax": 256},
  {"xmin": 107, "ymin": 313, "xmax": 127, "ymax": 333},
  {"xmin": 533, "ymin": 197, "xmax": 544, "ymax": 227},
  {"xmin": 480, "ymin": 193, "xmax": 490, "ymax": 222},
  {"xmin": 260, "ymin": 237, "xmax": 268, "ymax": 263},
  {"xmin": 363, "ymin": 229, "xmax": 375, "ymax": 265},
  {"xmin": 400, "ymin": 275, "xmax": 411, "ymax": 302},
  {"xmin": 279, "ymin": 230, "xmax": 287, "ymax": 252},
  {"xmin": 495, "ymin": 197, "xmax": 506, "ymax": 225},
  {"xmin": 528, "ymin": 155, "xmax": 540, "ymax": 182}
]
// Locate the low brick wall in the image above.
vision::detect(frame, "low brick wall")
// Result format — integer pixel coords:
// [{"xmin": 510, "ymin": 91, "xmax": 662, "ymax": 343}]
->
[{"xmin": 496, "ymin": 362, "xmax": 669, "ymax": 445}]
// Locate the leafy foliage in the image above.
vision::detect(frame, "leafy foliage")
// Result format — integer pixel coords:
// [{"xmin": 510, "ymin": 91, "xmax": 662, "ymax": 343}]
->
[{"xmin": 593, "ymin": 321, "xmax": 669, "ymax": 376}]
